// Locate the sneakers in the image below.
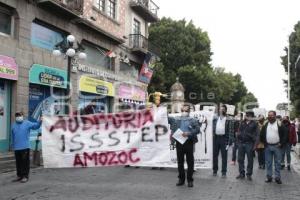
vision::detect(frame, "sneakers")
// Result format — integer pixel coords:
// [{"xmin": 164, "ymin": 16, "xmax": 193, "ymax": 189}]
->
[
  {"xmin": 247, "ymin": 176, "xmax": 252, "ymax": 181},
  {"xmin": 221, "ymin": 173, "xmax": 227, "ymax": 178},
  {"xmin": 20, "ymin": 178, "xmax": 28, "ymax": 183},
  {"xmin": 213, "ymin": 172, "xmax": 217, "ymax": 176}
]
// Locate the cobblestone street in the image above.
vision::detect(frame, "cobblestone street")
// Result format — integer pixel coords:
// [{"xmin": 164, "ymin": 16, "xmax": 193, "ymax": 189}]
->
[{"xmin": 1, "ymin": 153, "xmax": 300, "ymax": 200}]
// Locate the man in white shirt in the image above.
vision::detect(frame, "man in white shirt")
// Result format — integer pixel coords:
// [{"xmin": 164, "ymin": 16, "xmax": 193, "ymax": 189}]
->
[
  {"xmin": 213, "ymin": 105, "xmax": 231, "ymax": 177},
  {"xmin": 260, "ymin": 111, "xmax": 288, "ymax": 184}
]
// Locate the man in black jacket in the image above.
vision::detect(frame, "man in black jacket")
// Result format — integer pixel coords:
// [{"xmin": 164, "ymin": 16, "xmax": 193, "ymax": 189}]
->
[
  {"xmin": 260, "ymin": 111, "xmax": 288, "ymax": 184},
  {"xmin": 213, "ymin": 105, "xmax": 232, "ymax": 177},
  {"xmin": 236, "ymin": 111, "xmax": 259, "ymax": 181}
]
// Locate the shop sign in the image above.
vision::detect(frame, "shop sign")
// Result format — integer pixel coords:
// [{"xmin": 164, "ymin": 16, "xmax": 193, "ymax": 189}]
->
[
  {"xmin": 0, "ymin": 55, "xmax": 18, "ymax": 80},
  {"xmin": 79, "ymin": 76, "xmax": 115, "ymax": 97},
  {"xmin": 29, "ymin": 64, "xmax": 67, "ymax": 89},
  {"xmin": 118, "ymin": 84, "xmax": 146, "ymax": 101}
]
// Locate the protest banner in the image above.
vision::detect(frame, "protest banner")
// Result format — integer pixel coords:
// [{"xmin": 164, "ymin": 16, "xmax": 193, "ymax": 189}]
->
[
  {"xmin": 42, "ymin": 107, "xmax": 213, "ymax": 169},
  {"xmin": 42, "ymin": 107, "xmax": 170, "ymax": 168}
]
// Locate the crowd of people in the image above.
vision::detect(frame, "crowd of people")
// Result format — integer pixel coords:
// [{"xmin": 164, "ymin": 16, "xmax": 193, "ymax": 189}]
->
[
  {"xmin": 170, "ymin": 104, "xmax": 300, "ymax": 187},
  {"xmin": 9, "ymin": 105, "xmax": 300, "ymax": 187},
  {"xmin": 219, "ymin": 107, "xmax": 299, "ymax": 185}
]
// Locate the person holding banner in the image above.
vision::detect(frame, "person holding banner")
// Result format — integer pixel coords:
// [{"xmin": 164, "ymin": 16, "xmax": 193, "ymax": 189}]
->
[
  {"xmin": 11, "ymin": 112, "xmax": 42, "ymax": 183},
  {"xmin": 169, "ymin": 104, "xmax": 200, "ymax": 188},
  {"xmin": 213, "ymin": 104, "xmax": 232, "ymax": 177}
]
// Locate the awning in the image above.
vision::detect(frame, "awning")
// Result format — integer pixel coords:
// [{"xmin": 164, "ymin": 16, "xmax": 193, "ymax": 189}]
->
[
  {"xmin": 29, "ymin": 64, "xmax": 67, "ymax": 89},
  {"xmin": 0, "ymin": 55, "xmax": 18, "ymax": 81}
]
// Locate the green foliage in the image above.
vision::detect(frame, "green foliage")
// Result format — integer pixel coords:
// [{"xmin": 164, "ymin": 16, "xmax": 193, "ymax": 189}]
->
[
  {"xmin": 148, "ymin": 18, "xmax": 257, "ymax": 108},
  {"xmin": 281, "ymin": 21, "xmax": 300, "ymax": 116}
]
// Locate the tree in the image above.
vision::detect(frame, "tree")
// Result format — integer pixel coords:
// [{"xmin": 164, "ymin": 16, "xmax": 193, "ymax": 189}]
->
[
  {"xmin": 281, "ymin": 21, "xmax": 300, "ymax": 116},
  {"xmin": 149, "ymin": 18, "xmax": 212, "ymax": 89},
  {"xmin": 149, "ymin": 18, "xmax": 257, "ymax": 109}
]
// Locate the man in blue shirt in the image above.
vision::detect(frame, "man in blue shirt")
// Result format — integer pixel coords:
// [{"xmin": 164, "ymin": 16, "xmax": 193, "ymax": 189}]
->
[
  {"xmin": 169, "ymin": 104, "xmax": 200, "ymax": 188},
  {"xmin": 11, "ymin": 112, "xmax": 42, "ymax": 183}
]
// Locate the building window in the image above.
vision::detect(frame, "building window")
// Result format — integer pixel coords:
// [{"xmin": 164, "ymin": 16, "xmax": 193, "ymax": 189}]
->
[
  {"xmin": 133, "ymin": 19, "xmax": 141, "ymax": 34},
  {"xmin": 82, "ymin": 41, "xmax": 112, "ymax": 70},
  {"xmin": 0, "ymin": 6, "xmax": 13, "ymax": 37},
  {"xmin": 107, "ymin": 0, "xmax": 116, "ymax": 19},
  {"xmin": 31, "ymin": 21, "xmax": 66, "ymax": 51},
  {"xmin": 94, "ymin": 0, "xmax": 105, "ymax": 12}
]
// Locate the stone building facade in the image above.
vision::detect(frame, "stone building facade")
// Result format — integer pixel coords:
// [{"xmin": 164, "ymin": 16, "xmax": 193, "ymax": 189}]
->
[{"xmin": 0, "ymin": 0, "xmax": 159, "ymax": 152}]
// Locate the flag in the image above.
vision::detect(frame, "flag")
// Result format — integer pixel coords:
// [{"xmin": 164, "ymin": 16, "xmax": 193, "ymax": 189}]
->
[{"xmin": 138, "ymin": 53, "xmax": 154, "ymax": 84}]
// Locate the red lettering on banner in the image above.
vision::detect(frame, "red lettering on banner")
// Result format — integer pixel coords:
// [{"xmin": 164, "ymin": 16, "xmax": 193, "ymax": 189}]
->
[
  {"xmin": 118, "ymin": 151, "xmax": 128, "ymax": 164},
  {"xmin": 73, "ymin": 154, "xmax": 85, "ymax": 167},
  {"xmin": 84, "ymin": 152, "xmax": 98, "ymax": 166},
  {"xmin": 129, "ymin": 148, "xmax": 140, "ymax": 163},
  {"xmin": 72, "ymin": 149, "xmax": 140, "ymax": 167},
  {"xmin": 108, "ymin": 152, "xmax": 118, "ymax": 165},
  {"xmin": 49, "ymin": 117, "xmax": 66, "ymax": 133},
  {"xmin": 142, "ymin": 110, "xmax": 154, "ymax": 125},
  {"xmin": 68, "ymin": 117, "xmax": 79, "ymax": 133},
  {"xmin": 81, "ymin": 116, "xmax": 95, "ymax": 131},
  {"xmin": 99, "ymin": 152, "xmax": 108, "ymax": 166},
  {"xmin": 49, "ymin": 109, "xmax": 154, "ymax": 134}
]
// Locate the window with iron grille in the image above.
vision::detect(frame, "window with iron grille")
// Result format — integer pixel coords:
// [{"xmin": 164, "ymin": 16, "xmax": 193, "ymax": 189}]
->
[
  {"xmin": 94, "ymin": 0, "xmax": 105, "ymax": 12},
  {"xmin": 107, "ymin": 0, "xmax": 116, "ymax": 19}
]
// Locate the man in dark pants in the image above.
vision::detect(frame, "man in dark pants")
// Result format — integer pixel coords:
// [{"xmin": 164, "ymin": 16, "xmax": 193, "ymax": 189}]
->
[
  {"xmin": 213, "ymin": 105, "xmax": 232, "ymax": 177},
  {"xmin": 236, "ymin": 111, "xmax": 258, "ymax": 181},
  {"xmin": 260, "ymin": 111, "xmax": 288, "ymax": 184},
  {"xmin": 11, "ymin": 112, "xmax": 42, "ymax": 183},
  {"xmin": 169, "ymin": 104, "xmax": 200, "ymax": 187}
]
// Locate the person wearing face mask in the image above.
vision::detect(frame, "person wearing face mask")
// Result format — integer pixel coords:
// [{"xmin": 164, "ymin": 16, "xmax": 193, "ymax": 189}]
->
[
  {"xmin": 281, "ymin": 116, "xmax": 297, "ymax": 171},
  {"xmin": 212, "ymin": 104, "xmax": 232, "ymax": 177},
  {"xmin": 169, "ymin": 104, "xmax": 200, "ymax": 187},
  {"xmin": 11, "ymin": 112, "xmax": 42, "ymax": 183},
  {"xmin": 260, "ymin": 111, "xmax": 288, "ymax": 184}
]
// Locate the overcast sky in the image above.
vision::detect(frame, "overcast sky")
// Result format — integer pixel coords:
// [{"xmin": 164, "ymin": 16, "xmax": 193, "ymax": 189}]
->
[{"xmin": 156, "ymin": 0, "xmax": 300, "ymax": 110}]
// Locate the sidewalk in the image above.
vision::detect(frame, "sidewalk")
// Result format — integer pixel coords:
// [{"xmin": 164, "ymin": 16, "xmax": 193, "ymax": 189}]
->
[{"xmin": 292, "ymin": 144, "xmax": 300, "ymax": 174}]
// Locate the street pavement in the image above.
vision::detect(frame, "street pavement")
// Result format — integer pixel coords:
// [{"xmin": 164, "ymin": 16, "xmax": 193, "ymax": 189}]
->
[{"xmin": 1, "ymin": 154, "xmax": 300, "ymax": 200}]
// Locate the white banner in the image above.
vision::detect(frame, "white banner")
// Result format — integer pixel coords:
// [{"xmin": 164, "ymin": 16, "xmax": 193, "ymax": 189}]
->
[
  {"xmin": 42, "ymin": 107, "xmax": 171, "ymax": 168},
  {"xmin": 168, "ymin": 111, "xmax": 213, "ymax": 169},
  {"xmin": 42, "ymin": 108, "xmax": 213, "ymax": 169}
]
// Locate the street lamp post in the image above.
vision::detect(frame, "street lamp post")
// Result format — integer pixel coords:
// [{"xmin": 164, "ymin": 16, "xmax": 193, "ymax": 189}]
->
[{"xmin": 52, "ymin": 35, "xmax": 87, "ymax": 101}]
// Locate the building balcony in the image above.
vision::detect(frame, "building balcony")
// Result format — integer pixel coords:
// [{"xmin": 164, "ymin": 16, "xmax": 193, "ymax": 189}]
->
[
  {"xmin": 129, "ymin": 34, "xmax": 160, "ymax": 56},
  {"xmin": 36, "ymin": 0, "xmax": 83, "ymax": 18},
  {"xmin": 130, "ymin": 0, "xmax": 159, "ymax": 23}
]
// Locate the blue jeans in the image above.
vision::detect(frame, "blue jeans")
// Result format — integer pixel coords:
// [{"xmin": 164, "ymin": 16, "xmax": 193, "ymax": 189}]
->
[
  {"xmin": 265, "ymin": 145, "xmax": 282, "ymax": 179},
  {"xmin": 281, "ymin": 144, "xmax": 292, "ymax": 166},
  {"xmin": 238, "ymin": 143, "xmax": 254, "ymax": 176}
]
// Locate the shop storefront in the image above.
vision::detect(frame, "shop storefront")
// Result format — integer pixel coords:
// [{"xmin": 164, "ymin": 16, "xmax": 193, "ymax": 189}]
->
[
  {"xmin": 117, "ymin": 84, "xmax": 146, "ymax": 111},
  {"xmin": 28, "ymin": 64, "xmax": 67, "ymax": 147},
  {"xmin": 79, "ymin": 76, "xmax": 115, "ymax": 114},
  {"xmin": 0, "ymin": 55, "xmax": 18, "ymax": 152}
]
